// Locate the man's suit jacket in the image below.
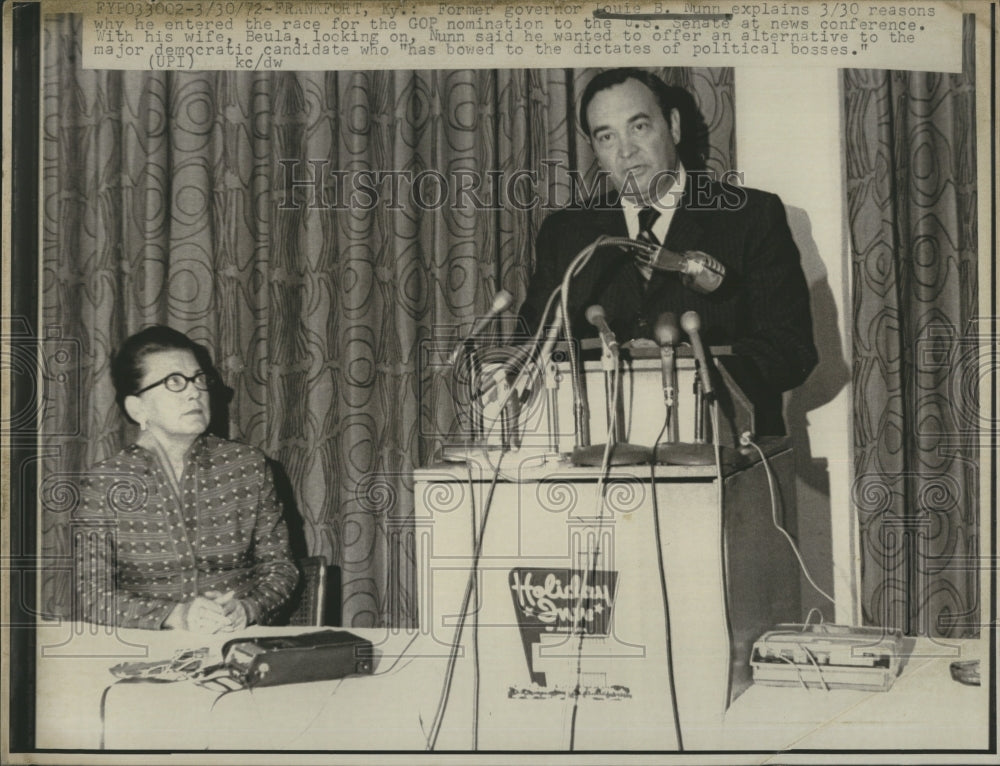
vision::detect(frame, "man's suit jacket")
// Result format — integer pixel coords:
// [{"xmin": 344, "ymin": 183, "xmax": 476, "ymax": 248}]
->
[{"xmin": 517, "ymin": 179, "xmax": 818, "ymax": 435}]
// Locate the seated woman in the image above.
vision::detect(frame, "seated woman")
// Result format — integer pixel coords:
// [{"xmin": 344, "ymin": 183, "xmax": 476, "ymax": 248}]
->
[{"xmin": 76, "ymin": 326, "xmax": 298, "ymax": 633}]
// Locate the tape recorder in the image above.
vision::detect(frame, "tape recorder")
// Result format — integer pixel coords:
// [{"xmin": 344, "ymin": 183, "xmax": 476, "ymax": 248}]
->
[{"xmin": 751, "ymin": 623, "xmax": 906, "ymax": 692}]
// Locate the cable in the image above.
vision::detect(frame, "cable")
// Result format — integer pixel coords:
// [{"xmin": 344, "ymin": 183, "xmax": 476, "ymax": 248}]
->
[
  {"xmin": 425, "ymin": 451, "xmax": 505, "ymax": 751},
  {"xmin": 432, "ymin": 279, "xmax": 569, "ymax": 745},
  {"xmin": 801, "ymin": 645, "xmax": 830, "ymax": 691},
  {"xmin": 803, "ymin": 607, "xmax": 826, "ymax": 629},
  {"xmin": 707, "ymin": 396, "xmax": 739, "ymax": 722},
  {"xmin": 746, "ymin": 439, "xmax": 836, "ymax": 606},
  {"xmin": 651, "ymin": 400, "xmax": 672, "ymax": 452},
  {"xmin": 207, "ymin": 686, "xmax": 243, "ymax": 712},
  {"xmin": 648, "ymin": 458, "xmax": 685, "ymax": 751},
  {"xmin": 568, "ymin": 309, "xmax": 689, "ymax": 750},
  {"xmin": 560, "ymin": 247, "xmax": 592, "ymax": 447},
  {"xmin": 777, "ymin": 655, "xmax": 810, "ymax": 691},
  {"xmin": 371, "ymin": 630, "xmax": 420, "ymax": 676},
  {"xmin": 442, "ymin": 236, "xmax": 644, "ymax": 749},
  {"xmin": 98, "ymin": 677, "xmax": 177, "ymax": 749},
  {"xmin": 575, "ymin": 366, "xmax": 681, "ymax": 749},
  {"xmin": 467, "ymin": 460, "xmax": 480, "ymax": 752},
  {"xmin": 98, "ymin": 680, "xmax": 117, "ymax": 750},
  {"xmin": 567, "ymin": 351, "xmax": 622, "ymax": 750}
]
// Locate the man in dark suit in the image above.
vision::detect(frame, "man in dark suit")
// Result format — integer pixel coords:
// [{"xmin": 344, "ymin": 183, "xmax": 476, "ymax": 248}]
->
[{"xmin": 517, "ymin": 68, "xmax": 817, "ymax": 435}]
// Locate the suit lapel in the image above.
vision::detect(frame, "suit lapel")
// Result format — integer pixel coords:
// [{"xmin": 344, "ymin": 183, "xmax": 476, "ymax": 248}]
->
[
  {"xmin": 663, "ymin": 189, "xmax": 706, "ymax": 253},
  {"xmin": 663, "ymin": 208, "xmax": 705, "ymax": 252},
  {"xmin": 589, "ymin": 204, "xmax": 628, "ymax": 240},
  {"xmin": 564, "ymin": 203, "xmax": 642, "ymax": 326}
]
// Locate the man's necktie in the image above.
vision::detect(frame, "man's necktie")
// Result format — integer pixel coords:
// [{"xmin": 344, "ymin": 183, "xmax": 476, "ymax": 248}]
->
[{"xmin": 636, "ymin": 205, "xmax": 660, "ymax": 281}]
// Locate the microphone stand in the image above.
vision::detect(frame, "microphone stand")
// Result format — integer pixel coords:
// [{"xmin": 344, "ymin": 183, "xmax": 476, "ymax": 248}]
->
[
  {"xmin": 445, "ymin": 290, "xmax": 516, "ymax": 451},
  {"xmin": 544, "ymin": 356, "xmax": 560, "ymax": 455},
  {"xmin": 557, "ymin": 239, "xmax": 615, "ymax": 451},
  {"xmin": 654, "ymin": 360, "xmax": 716, "ymax": 465},
  {"xmin": 549, "ymin": 235, "xmax": 658, "ymax": 463},
  {"xmin": 458, "ymin": 338, "xmax": 483, "ymax": 444},
  {"xmin": 654, "ymin": 312, "xmax": 716, "ymax": 467},
  {"xmin": 692, "ymin": 374, "xmax": 705, "ymax": 444},
  {"xmin": 572, "ymin": 328, "xmax": 653, "ymax": 467},
  {"xmin": 601, "ymin": 342, "xmax": 625, "ymax": 445},
  {"xmin": 539, "ymin": 311, "xmax": 564, "ymax": 457},
  {"xmin": 653, "ymin": 311, "xmax": 680, "ymax": 445}
]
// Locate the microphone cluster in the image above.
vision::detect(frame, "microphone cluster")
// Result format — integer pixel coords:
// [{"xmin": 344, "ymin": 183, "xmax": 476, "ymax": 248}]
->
[
  {"xmin": 447, "ymin": 290, "xmax": 514, "ymax": 365},
  {"xmin": 443, "ymin": 235, "xmax": 729, "ymax": 462}
]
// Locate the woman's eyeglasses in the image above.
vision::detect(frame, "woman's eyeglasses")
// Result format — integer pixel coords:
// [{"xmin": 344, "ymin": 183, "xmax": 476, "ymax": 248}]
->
[{"xmin": 135, "ymin": 371, "xmax": 212, "ymax": 395}]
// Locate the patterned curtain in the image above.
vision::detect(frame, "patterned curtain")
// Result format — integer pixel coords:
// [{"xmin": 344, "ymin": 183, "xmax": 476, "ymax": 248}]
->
[
  {"xmin": 844, "ymin": 17, "xmax": 979, "ymax": 637},
  {"xmin": 40, "ymin": 14, "xmax": 736, "ymax": 627}
]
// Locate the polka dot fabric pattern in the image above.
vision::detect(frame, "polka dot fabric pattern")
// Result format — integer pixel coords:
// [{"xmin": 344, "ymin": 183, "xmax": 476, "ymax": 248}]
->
[{"xmin": 74, "ymin": 436, "xmax": 298, "ymax": 630}]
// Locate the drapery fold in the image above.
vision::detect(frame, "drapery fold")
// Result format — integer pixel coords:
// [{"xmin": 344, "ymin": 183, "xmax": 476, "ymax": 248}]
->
[
  {"xmin": 41, "ymin": 15, "xmax": 736, "ymax": 627},
  {"xmin": 844, "ymin": 17, "xmax": 979, "ymax": 637}
]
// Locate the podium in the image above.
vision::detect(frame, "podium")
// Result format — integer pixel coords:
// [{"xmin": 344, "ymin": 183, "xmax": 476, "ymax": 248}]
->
[
  {"xmin": 412, "ymin": 440, "xmax": 801, "ymax": 750},
  {"xmin": 416, "ymin": 342, "xmax": 804, "ymax": 749}
]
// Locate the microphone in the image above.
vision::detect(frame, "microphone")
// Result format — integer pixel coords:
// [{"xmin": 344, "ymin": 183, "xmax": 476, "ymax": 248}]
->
[
  {"xmin": 654, "ymin": 312, "xmax": 680, "ymax": 409},
  {"xmin": 680, "ymin": 310, "xmax": 714, "ymax": 397},
  {"xmin": 539, "ymin": 306, "xmax": 564, "ymax": 455},
  {"xmin": 539, "ymin": 305, "xmax": 564, "ymax": 365},
  {"xmin": 572, "ymin": 302, "xmax": 653, "ymax": 467},
  {"xmin": 585, "ymin": 304, "xmax": 619, "ymax": 356},
  {"xmin": 473, "ymin": 304, "xmax": 563, "ymax": 401},
  {"xmin": 447, "ymin": 290, "xmax": 515, "ymax": 364},
  {"xmin": 638, "ymin": 246, "xmax": 726, "ymax": 294},
  {"xmin": 654, "ymin": 311, "xmax": 714, "ymax": 466}
]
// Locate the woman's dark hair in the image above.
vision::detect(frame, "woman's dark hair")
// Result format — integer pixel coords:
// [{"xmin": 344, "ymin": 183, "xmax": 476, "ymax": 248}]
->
[
  {"xmin": 579, "ymin": 68, "xmax": 710, "ymax": 172},
  {"xmin": 111, "ymin": 325, "xmax": 212, "ymax": 422}
]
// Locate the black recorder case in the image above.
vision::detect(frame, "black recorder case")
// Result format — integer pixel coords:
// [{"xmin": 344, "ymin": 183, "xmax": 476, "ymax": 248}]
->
[{"xmin": 221, "ymin": 630, "xmax": 374, "ymax": 688}]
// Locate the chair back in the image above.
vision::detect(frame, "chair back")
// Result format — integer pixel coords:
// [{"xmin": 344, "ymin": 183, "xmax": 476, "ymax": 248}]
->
[{"xmin": 288, "ymin": 555, "xmax": 329, "ymax": 626}]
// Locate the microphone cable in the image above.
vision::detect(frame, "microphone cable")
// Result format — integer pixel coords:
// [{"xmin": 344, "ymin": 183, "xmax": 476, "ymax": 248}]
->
[
  {"xmin": 645, "ymin": 327, "xmax": 725, "ymax": 750},
  {"xmin": 371, "ymin": 630, "xmax": 420, "ymax": 676},
  {"xmin": 467, "ymin": 460, "xmax": 481, "ymax": 751},
  {"xmin": 745, "ymin": 438, "xmax": 836, "ymax": 606},
  {"xmin": 648, "ymin": 464, "xmax": 685, "ymax": 751},
  {"xmin": 424, "ymin": 449, "xmax": 505, "ymax": 750},
  {"xmin": 651, "ymin": 391, "xmax": 673, "ymax": 453},
  {"xmin": 709, "ymin": 393, "xmax": 737, "ymax": 719},
  {"xmin": 647, "ymin": 398, "xmax": 685, "ymax": 751},
  {"xmin": 560, "ymin": 238, "xmax": 666, "ymax": 749},
  {"xmin": 567, "ymin": 348, "xmax": 622, "ymax": 750},
  {"xmin": 438, "ymin": 236, "xmax": 644, "ymax": 749}
]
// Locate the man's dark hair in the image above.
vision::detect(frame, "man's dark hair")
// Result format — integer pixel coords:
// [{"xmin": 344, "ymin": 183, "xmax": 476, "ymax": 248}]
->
[
  {"xmin": 579, "ymin": 68, "xmax": 710, "ymax": 172},
  {"xmin": 111, "ymin": 325, "xmax": 214, "ymax": 422}
]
